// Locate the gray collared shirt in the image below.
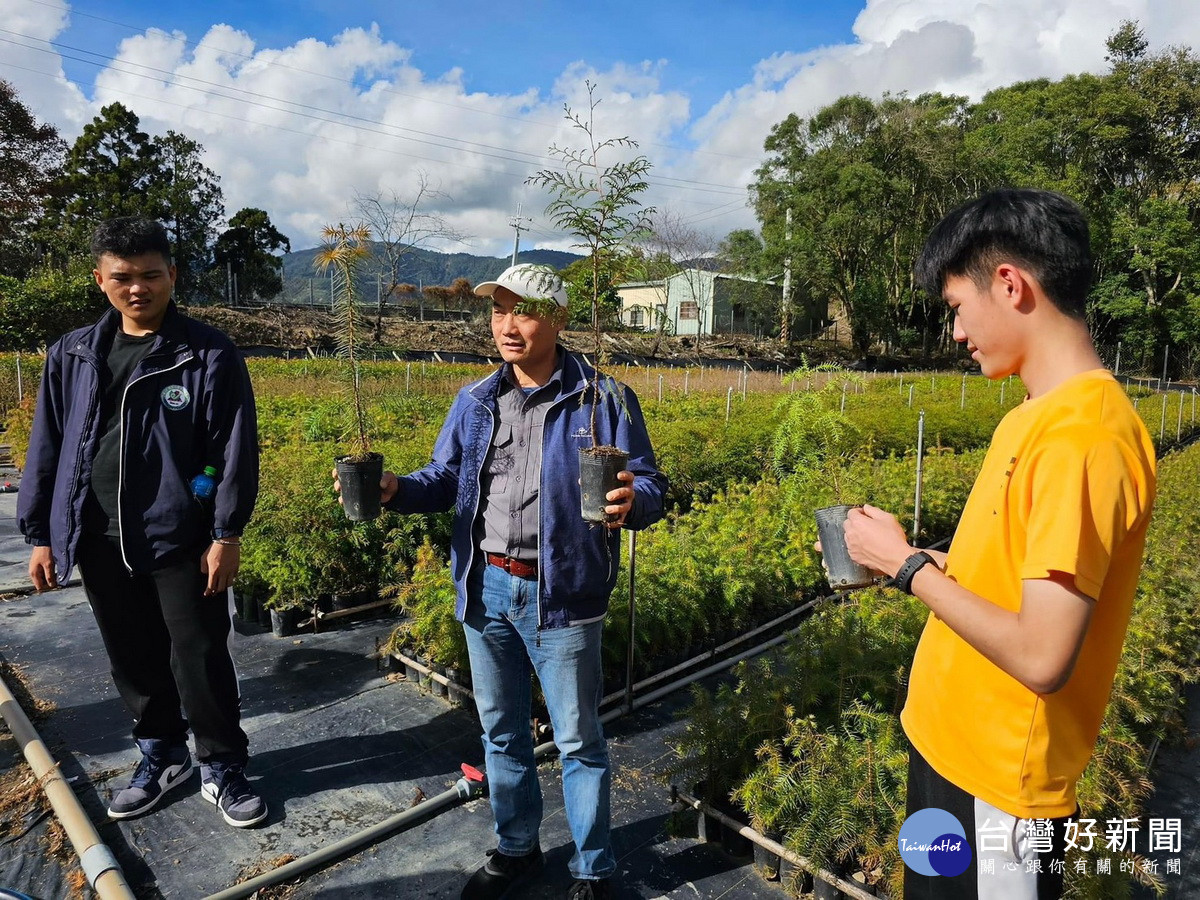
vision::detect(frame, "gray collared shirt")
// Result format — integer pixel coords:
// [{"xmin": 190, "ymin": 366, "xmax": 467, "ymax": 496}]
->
[{"xmin": 475, "ymin": 362, "xmax": 562, "ymax": 562}]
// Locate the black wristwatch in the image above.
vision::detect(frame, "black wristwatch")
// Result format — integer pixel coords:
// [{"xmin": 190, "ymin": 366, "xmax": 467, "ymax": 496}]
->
[{"xmin": 893, "ymin": 551, "xmax": 936, "ymax": 594}]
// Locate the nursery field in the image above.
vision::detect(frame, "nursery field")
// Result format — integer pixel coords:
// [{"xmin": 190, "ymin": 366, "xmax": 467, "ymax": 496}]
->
[{"xmin": 2, "ymin": 353, "xmax": 1199, "ymax": 898}]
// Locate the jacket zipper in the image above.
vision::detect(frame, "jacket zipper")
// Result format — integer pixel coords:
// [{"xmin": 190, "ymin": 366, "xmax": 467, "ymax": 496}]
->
[
  {"xmin": 64, "ymin": 350, "xmax": 100, "ymax": 576},
  {"xmin": 536, "ymin": 362, "xmax": 589, "ymax": 642},
  {"xmin": 463, "ymin": 396, "xmax": 497, "ymax": 594},
  {"xmin": 116, "ymin": 355, "xmax": 190, "ymax": 573},
  {"xmin": 470, "ymin": 358, "xmax": 588, "ymax": 640}
]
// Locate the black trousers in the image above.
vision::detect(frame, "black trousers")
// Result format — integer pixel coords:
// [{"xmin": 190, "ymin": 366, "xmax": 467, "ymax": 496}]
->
[
  {"xmin": 905, "ymin": 746, "xmax": 1071, "ymax": 900},
  {"xmin": 75, "ymin": 533, "xmax": 249, "ymax": 764}
]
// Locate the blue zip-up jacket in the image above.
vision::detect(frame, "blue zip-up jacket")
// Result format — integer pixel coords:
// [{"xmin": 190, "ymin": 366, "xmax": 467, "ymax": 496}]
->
[
  {"xmin": 387, "ymin": 350, "xmax": 667, "ymax": 628},
  {"xmin": 18, "ymin": 302, "xmax": 259, "ymax": 579}
]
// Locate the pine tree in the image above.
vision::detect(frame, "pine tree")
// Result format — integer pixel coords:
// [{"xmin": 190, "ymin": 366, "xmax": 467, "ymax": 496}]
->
[{"xmin": 0, "ymin": 80, "xmax": 66, "ymax": 275}]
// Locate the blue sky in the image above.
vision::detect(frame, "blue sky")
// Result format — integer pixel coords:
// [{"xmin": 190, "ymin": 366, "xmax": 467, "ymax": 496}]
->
[
  {"xmin": 5, "ymin": 0, "xmax": 1193, "ymax": 254},
  {"xmin": 53, "ymin": 0, "xmax": 863, "ymax": 116}
]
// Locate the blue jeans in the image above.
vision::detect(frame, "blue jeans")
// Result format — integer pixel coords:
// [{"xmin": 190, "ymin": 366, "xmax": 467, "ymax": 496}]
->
[{"xmin": 463, "ymin": 562, "xmax": 614, "ymax": 880}]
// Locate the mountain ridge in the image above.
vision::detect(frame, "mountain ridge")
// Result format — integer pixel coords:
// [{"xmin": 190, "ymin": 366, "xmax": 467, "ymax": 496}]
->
[{"xmin": 279, "ymin": 243, "xmax": 582, "ymax": 304}]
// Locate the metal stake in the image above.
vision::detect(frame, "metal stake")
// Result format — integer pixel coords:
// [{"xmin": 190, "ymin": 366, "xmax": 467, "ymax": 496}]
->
[{"xmin": 913, "ymin": 410, "xmax": 926, "ymax": 541}]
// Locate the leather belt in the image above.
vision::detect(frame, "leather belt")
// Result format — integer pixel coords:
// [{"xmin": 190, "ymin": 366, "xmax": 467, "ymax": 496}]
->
[{"xmin": 486, "ymin": 553, "xmax": 537, "ymax": 579}]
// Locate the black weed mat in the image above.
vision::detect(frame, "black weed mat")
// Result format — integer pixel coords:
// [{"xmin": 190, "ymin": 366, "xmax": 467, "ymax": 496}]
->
[{"xmin": 0, "ymin": 583, "xmax": 791, "ymax": 899}]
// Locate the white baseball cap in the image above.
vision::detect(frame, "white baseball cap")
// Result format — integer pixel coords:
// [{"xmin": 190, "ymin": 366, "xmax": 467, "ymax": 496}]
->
[{"xmin": 475, "ymin": 264, "xmax": 568, "ymax": 307}]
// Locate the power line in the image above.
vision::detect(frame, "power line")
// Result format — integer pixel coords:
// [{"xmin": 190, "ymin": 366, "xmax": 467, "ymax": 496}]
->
[
  {"xmin": 1, "ymin": 55, "xmax": 750, "ymax": 240},
  {"xmin": 0, "ymin": 30, "xmax": 748, "ymax": 199},
  {"xmin": 12, "ymin": 0, "xmax": 765, "ymax": 164}
]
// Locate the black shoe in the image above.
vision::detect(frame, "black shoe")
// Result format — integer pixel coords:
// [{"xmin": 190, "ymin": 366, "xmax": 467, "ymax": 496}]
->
[
  {"xmin": 461, "ymin": 845, "xmax": 545, "ymax": 899},
  {"xmin": 567, "ymin": 878, "xmax": 611, "ymax": 900},
  {"xmin": 107, "ymin": 741, "xmax": 193, "ymax": 819},
  {"xmin": 200, "ymin": 762, "xmax": 268, "ymax": 827}
]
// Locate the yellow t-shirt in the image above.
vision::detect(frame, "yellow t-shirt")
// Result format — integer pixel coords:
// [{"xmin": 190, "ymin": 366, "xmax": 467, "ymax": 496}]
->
[{"xmin": 901, "ymin": 369, "xmax": 1156, "ymax": 818}]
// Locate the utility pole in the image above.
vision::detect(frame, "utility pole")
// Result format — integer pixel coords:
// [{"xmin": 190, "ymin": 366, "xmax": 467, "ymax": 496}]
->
[
  {"xmin": 509, "ymin": 202, "xmax": 532, "ymax": 267},
  {"xmin": 780, "ymin": 207, "xmax": 793, "ymax": 344}
]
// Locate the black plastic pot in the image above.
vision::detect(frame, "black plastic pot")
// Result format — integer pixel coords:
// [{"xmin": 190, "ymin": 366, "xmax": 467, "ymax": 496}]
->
[
  {"xmin": 431, "ymin": 663, "xmax": 448, "ymax": 699},
  {"xmin": 753, "ymin": 828, "xmax": 782, "ymax": 881},
  {"xmin": 691, "ymin": 781, "xmax": 726, "ymax": 845},
  {"xmin": 255, "ymin": 595, "xmax": 272, "ymax": 628},
  {"xmin": 779, "ymin": 859, "xmax": 813, "ymax": 895},
  {"xmin": 815, "ymin": 504, "xmax": 875, "ymax": 590},
  {"xmin": 336, "ymin": 452, "xmax": 384, "ymax": 522},
  {"xmin": 445, "ymin": 666, "xmax": 465, "ymax": 707},
  {"xmin": 270, "ymin": 607, "xmax": 299, "ymax": 638},
  {"xmin": 332, "ymin": 588, "xmax": 375, "ymax": 611},
  {"xmin": 718, "ymin": 808, "xmax": 754, "ymax": 859},
  {"xmin": 813, "ymin": 875, "xmax": 844, "ymax": 900},
  {"xmin": 578, "ymin": 447, "xmax": 628, "ymax": 523}
]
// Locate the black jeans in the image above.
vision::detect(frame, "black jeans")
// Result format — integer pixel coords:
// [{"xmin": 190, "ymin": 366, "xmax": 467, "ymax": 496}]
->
[{"xmin": 75, "ymin": 533, "xmax": 248, "ymax": 764}]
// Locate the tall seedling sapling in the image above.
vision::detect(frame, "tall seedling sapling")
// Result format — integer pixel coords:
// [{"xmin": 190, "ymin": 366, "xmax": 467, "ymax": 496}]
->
[
  {"xmin": 317, "ymin": 224, "xmax": 384, "ymax": 521},
  {"xmin": 528, "ymin": 82, "xmax": 655, "ymax": 522}
]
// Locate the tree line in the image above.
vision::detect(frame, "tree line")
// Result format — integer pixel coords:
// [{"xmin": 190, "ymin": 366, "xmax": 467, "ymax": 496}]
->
[
  {"xmin": 6, "ymin": 21, "xmax": 1199, "ymax": 375},
  {"xmin": 0, "ymin": 84, "xmax": 290, "ymax": 349},
  {"xmin": 737, "ymin": 21, "xmax": 1200, "ymax": 376}
]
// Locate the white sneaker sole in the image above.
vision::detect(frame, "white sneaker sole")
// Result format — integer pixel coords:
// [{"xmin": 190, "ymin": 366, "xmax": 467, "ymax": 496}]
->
[
  {"xmin": 201, "ymin": 779, "xmax": 269, "ymax": 828},
  {"xmin": 107, "ymin": 757, "xmax": 194, "ymax": 820}
]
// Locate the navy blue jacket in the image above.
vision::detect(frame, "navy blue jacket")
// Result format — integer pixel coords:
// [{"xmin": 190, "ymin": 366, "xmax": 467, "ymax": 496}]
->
[
  {"xmin": 388, "ymin": 350, "xmax": 667, "ymax": 628},
  {"xmin": 18, "ymin": 303, "xmax": 259, "ymax": 578}
]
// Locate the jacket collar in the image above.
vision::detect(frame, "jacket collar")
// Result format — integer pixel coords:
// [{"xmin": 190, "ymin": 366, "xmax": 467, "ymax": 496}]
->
[
  {"xmin": 470, "ymin": 346, "xmax": 593, "ymax": 405},
  {"xmin": 65, "ymin": 301, "xmax": 195, "ymax": 371}
]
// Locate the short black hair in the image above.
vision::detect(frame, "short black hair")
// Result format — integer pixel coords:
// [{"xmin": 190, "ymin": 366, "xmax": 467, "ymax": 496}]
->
[
  {"xmin": 90, "ymin": 217, "xmax": 173, "ymax": 264},
  {"xmin": 914, "ymin": 189, "xmax": 1092, "ymax": 317}
]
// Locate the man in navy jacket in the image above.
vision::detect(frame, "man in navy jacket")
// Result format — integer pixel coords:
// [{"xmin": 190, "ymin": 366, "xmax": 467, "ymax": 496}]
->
[
  {"xmin": 337, "ymin": 264, "xmax": 667, "ymax": 900},
  {"xmin": 18, "ymin": 217, "xmax": 265, "ymax": 827}
]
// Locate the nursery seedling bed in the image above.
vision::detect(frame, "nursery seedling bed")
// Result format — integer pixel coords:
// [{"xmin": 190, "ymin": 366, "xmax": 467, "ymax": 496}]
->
[{"xmin": 0, "ymin": 487, "xmax": 791, "ymax": 899}]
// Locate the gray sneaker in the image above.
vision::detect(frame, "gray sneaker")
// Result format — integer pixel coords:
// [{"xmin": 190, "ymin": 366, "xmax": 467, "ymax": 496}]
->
[
  {"xmin": 107, "ymin": 741, "xmax": 193, "ymax": 820},
  {"xmin": 200, "ymin": 762, "xmax": 268, "ymax": 828}
]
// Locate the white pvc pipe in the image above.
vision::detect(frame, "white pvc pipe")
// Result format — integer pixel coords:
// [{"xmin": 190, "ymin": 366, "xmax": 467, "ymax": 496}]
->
[{"xmin": 0, "ymin": 670, "xmax": 135, "ymax": 900}]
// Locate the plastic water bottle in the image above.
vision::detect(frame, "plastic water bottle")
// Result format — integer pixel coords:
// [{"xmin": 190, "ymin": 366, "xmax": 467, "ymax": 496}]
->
[{"xmin": 190, "ymin": 466, "xmax": 218, "ymax": 501}]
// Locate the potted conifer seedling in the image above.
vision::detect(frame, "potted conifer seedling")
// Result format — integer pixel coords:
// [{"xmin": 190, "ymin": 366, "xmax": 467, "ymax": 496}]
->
[
  {"xmin": 317, "ymin": 223, "xmax": 384, "ymax": 521},
  {"xmin": 529, "ymin": 82, "xmax": 654, "ymax": 522},
  {"xmin": 772, "ymin": 365, "xmax": 875, "ymax": 590}
]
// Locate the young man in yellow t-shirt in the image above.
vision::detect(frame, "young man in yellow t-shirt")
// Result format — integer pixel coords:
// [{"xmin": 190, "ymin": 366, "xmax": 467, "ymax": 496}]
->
[{"xmin": 836, "ymin": 189, "xmax": 1156, "ymax": 900}]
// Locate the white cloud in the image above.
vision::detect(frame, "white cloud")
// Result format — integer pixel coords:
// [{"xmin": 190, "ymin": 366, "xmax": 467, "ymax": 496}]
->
[
  {"xmin": 5, "ymin": 0, "xmax": 1199, "ymax": 257},
  {"xmin": 681, "ymin": 0, "xmax": 1200, "ymax": 232},
  {"xmin": 1, "ymin": 0, "xmax": 90, "ymax": 127}
]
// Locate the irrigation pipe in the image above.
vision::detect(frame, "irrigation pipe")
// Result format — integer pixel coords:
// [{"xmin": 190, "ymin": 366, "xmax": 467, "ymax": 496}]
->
[
  {"xmin": 600, "ymin": 598, "xmax": 817, "ymax": 709},
  {"xmin": 207, "ymin": 582, "xmax": 919, "ymax": 898},
  {"xmin": 0, "ymin": 670, "xmax": 135, "ymax": 900},
  {"xmin": 672, "ymin": 787, "xmax": 879, "ymax": 900},
  {"xmin": 208, "ymin": 602, "xmax": 824, "ymax": 898},
  {"xmin": 202, "ymin": 769, "xmax": 486, "ymax": 900}
]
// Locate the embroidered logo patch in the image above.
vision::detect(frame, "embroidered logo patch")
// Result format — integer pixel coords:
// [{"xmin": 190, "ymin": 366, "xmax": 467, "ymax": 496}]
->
[{"xmin": 161, "ymin": 385, "xmax": 191, "ymax": 411}]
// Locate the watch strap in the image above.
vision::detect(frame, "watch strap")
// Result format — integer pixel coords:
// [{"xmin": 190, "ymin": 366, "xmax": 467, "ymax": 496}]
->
[{"xmin": 894, "ymin": 551, "xmax": 935, "ymax": 594}]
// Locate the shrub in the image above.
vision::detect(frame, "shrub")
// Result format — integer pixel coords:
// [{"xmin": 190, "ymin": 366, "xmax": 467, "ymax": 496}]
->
[{"xmin": 0, "ymin": 267, "xmax": 103, "ymax": 351}]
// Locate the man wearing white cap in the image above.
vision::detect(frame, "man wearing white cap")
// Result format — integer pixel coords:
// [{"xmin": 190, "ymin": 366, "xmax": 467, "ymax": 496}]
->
[{"xmin": 338, "ymin": 263, "xmax": 667, "ymax": 899}]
